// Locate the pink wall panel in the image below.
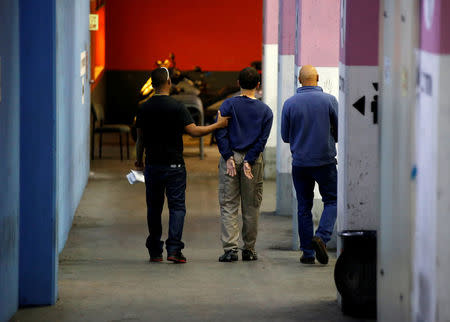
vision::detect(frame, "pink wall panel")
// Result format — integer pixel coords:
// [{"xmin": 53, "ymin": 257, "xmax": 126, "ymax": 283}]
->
[{"xmin": 297, "ymin": 0, "xmax": 340, "ymax": 67}]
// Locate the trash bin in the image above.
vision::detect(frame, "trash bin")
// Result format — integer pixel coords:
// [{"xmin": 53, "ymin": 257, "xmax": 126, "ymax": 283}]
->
[{"xmin": 334, "ymin": 230, "xmax": 377, "ymax": 319}]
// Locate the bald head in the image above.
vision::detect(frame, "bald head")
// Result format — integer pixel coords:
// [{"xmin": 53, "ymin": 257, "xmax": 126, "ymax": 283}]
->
[{"xmin": 299, "ymin": 65, "xmax": 319, "ymax": 86}]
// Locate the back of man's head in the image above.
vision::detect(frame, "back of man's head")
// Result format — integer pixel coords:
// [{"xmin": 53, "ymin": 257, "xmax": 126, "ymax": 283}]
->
[
  {"xmin": 299, "ymin": 65, "xmax": 319, "ymax": 86},
  {"xmin": 238, "ymin": 67, "xmax": 260, "ymax": 90},
  {"xmin": 151, "ymin": 67, "xmax": 170, "ymax": 89}
]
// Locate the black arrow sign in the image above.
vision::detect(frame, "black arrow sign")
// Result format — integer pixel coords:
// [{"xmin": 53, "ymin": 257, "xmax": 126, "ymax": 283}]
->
[
  {"xmin": 352, "ymin": 83, "xmax": 379, "ymax": 124},
  {"xmin": 371, "ymin": 95, "xmax": 378, "ymax": 124},
  {"xmin": 353, "ymin": 96, "xmax": 365, "ymax": 116}
]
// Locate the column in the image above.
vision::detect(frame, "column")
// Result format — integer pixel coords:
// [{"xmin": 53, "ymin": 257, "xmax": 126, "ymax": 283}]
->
[
  {"xmin": 276, "ymin": 0, "xmax": 296, "ymax": 216},
  {"xmin": 338, "ymin": 0, "xmax": 380, "ymax": 241},
  {"xmin": 19, "ymin": 0, "xmax": 58, "ymax": 305},
  {"xmin": 292, "ymin": 0, "xmax": 340, "ymax": 250},
  {"xmin": 0, "ymin": 0, "xmax": 20, "ymax": 320},
  {"xmin": 337, "ymin": 1, "xmax": 380, "ymax": 317},
  {"xmin": 413, "ymin": 1, "xmax": 450, "ymax": 321},
  {"xmin": 262, "ymin": 0, "xmax": 279, "ymax": 179},
  {"xmin": 378, "ymin": 1, "xmax": 418, "ymax": 320}
]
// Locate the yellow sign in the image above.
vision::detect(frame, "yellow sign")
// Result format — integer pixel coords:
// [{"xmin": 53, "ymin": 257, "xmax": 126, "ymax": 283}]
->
[{"xmin": 89, "ymin": 14, "xmax": 99, "ymax": 31}]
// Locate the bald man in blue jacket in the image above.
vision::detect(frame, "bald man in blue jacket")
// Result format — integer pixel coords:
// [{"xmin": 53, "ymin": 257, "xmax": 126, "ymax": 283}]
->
[{"xmin": 281, "ymin": 65, "xmax": 338, "ymax": 265}]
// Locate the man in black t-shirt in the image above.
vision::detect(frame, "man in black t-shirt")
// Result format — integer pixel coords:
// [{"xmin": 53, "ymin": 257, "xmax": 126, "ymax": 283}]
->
[{"xmin": 135, "ymin": 67, "xmax": 228, "ymax": 263}]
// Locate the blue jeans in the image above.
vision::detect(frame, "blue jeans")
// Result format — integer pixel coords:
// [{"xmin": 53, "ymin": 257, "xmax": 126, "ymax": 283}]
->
[
  {"xmin": 144, "ymin": 165, "xmax": 186, "ymax": 255},
  {"xmin": 292, "ymin": 162, "xmax": 337, "ymax": 258}
]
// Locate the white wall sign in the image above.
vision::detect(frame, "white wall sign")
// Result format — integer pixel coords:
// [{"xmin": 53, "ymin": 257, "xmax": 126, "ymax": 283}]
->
[
  {"xmin": 80, "ymin": 51, "xmax": 87, "ymax": 77},
  {"xmin": 89, "ymin": 14, "xmax": 99, "ymax": 31}
]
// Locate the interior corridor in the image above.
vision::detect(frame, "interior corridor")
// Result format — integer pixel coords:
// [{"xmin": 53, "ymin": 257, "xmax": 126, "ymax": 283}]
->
[{"xmin": 12, "ymin": 146, "xmax": 357, "ymax": 322}]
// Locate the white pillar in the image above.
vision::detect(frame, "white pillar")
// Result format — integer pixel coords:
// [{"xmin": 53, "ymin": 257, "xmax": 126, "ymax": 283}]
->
[
  {"xmin": 276, "ymin": 0, "xmax": 296, "ymax": 216},
  {"xmin": 338, "ymin": 0, "xmax": 380, "ymax": 234},
  {"xmin": 336, "ymin": 0, "xmax": 380, "ymax": 315},
  {"xmin": 413, "ymin": 1, "xmax": 450, "ymax": 321},
  {"xmin": 262, "ymin": 0, "xmax": 279, "ymax": 179},
  {"xmin": 378, "ymin": 1, "xmax": 419, "ymax": 320}
]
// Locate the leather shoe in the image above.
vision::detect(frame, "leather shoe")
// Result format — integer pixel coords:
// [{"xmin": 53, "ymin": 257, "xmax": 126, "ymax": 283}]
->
[
  {"xmin": 300, "ymin": 256, "xmax": 315, "ymax": 264},
  {"xmin": 311, "ymin": 236, "xmax": 329, "ymax": 264}
]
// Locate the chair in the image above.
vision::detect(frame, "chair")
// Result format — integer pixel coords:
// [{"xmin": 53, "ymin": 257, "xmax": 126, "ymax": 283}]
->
[{"xmin": 91, "ymin": 103, "xmax": 131, "ymax": 160}]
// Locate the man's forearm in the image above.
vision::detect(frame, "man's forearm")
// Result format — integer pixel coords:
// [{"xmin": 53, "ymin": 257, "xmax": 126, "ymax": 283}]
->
[
  {"xmin": 244, "ymin": 139, "xmax": 267, "ymax": 164},
  {"xmin": 187, "ymin": 123, "xmax": 220, "ymax": 137},
  {"xmin": 215, "ymin": 128, "xmax": 233, "ymax": 161},
  {"xmin": 246, "ymin": 117, "xmax": 273, "ymax": 164}
]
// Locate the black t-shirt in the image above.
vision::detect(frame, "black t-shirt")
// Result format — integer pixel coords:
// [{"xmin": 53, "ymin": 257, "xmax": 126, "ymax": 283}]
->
[{"xmin": 135, "ymin": 95, "xmax": 194, "ymax": 165}]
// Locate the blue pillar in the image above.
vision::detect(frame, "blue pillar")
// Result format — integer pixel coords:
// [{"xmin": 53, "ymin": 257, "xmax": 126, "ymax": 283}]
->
[
  {"xmin": 19, "ymin": 0, "xmax": 58, "ymax": 305},
  {"xmin": 0, "ymin": 0, "xmax": 20, "ymax": 320}
]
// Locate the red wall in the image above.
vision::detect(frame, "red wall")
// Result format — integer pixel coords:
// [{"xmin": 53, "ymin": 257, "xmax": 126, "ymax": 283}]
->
[
  {"xmin": 90, "ymin": 3, "xmax": 105, "ymax": 87},
  {"xmin": 106, "ymin": 0, "xmax": 263, "ymax": 71}
]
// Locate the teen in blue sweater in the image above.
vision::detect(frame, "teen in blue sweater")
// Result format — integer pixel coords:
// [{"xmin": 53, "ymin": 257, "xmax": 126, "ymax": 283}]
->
[{"xmin": 216, "ymin": 67, "xmax": 273, "ymax": 262}]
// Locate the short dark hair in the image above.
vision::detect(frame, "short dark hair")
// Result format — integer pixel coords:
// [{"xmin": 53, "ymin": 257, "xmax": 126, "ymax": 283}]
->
[
  {"xmin": 238, "ymin": 67, "xmax": 260, "ymax": 90},
  {"xmin": 151, "ymin": 67, "xmax": 170, "ymax": 88}
]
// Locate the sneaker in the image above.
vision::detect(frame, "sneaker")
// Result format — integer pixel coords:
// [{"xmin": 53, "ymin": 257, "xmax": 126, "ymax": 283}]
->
[
  {"xmin": 300, "ymin": 255, "xmax": 315, "ymax": 264},
  {"xmin": 219, "ymin": 250, "xmax": 238, "ymax": 262},
  {"xmin": 311, "ymin": 236, "xmax": 329, "ymax": 264},
  {"xmin": 149, "ymin": 254, "xmax": 163, "ymax": 262},
  {"xmin": 242, "ymin": 249, "xmax": 258, "ymax": 261},
  {"xmin": 167, "ymin": 251, "xmax": 187, "ymax": 263}
]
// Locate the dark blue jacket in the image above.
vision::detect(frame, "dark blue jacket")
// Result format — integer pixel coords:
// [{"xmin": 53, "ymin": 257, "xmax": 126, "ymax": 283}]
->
[
  {"xmin": 281, "ymin": 86, "xmax": 338, "ymax": 167},
  {"xmin": 216, "ymin": 96, "xmax": 273, "ymax": 164}
]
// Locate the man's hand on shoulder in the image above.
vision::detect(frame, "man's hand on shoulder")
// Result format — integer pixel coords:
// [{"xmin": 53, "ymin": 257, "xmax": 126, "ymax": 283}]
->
[
  {"xmin": 216, "ymin": 111, "xmax": 230, "ymax": 129},
  {"xmin": 184, "ymin": 111, "xmax": 230, "ymax": 137}
]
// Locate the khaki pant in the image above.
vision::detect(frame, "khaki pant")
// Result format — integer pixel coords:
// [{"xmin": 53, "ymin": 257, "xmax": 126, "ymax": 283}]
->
[{"xmin": 218, "ymin": 151, "xmax": 264, "ymax": 252}]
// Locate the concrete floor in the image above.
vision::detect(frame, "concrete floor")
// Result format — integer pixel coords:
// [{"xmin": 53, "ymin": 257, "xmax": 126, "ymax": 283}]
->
[{"xmin": 13, "ymin": 146, "xmax": 364, "ymax": 322}]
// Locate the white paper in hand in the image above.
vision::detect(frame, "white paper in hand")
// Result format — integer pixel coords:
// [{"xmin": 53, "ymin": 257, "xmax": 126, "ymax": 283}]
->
[{"xmin": 126, "ymin": 170, "xmax": 145, "ymax": 184}]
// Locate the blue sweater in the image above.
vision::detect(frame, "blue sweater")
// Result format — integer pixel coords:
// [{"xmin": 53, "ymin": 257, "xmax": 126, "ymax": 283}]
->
[
  {"xmin": 281, "ymin": 86, "xmax": 338, "ymax": 167},
  {"xmin": 216, "ymin": 96, "xmax": 273, "ymax": 164}
]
